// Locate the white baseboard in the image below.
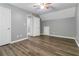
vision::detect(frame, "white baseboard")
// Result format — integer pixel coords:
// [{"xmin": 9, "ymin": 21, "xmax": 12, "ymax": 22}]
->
[
  {"xmin": 10, "ymin": 38, "xmax": 28, "ymax": 44},
  {"xmin": 49, "ymin": 34, "xmax": 76, "ymax": 39},
  {"xmin": 74, "ymin": 39, "xmax": 79, "ymax": 47},
  {"xmin": 41, "ymin": 33, "xmax": 76, "ymax": 39},
  {"xmin": 41, "ymin": 33, "xmax": 49, "ymax": 36}
]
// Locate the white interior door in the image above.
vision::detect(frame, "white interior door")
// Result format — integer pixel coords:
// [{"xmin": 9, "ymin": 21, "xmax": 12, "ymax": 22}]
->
[
  {"xmin": 27, "ymin": 16, "xmax": 33, "ymax": 36},
  {"xmin": 33, "ymin": 17, "xmax": 40, "ymax": 36},
  {"xmin": 0, "ymin": 7, "xmax": 11, "ymax": 46},
  {"xmin": 43, "ymin": 26, "xmax": 50, "ymax": 35}
]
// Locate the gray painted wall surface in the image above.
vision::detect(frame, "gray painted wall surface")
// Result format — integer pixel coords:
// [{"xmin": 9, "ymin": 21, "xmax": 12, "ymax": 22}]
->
[
  {"xmin": 0, "ymin": 4, "xmax": 32, "ymax": 41},
  {"xmin": 41, "ymin": 17, "xmax": 76, "ymax": 38},
  {"xmin": 11, "ymin": 7, "xmax": 28, "ymax": 41}
]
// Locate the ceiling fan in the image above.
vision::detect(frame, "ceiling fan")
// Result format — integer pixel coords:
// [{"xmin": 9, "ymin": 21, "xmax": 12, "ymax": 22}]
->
[{"xmin": 33, "ymin": 3, "xmax": 53, "ymax": 10}]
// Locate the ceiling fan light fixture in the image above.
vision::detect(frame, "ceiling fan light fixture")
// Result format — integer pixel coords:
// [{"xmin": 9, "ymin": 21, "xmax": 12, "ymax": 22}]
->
[
  {"xmin": 33, "ymin": 3, "xmax": 52, "ymax": 10},
  {"xmin": 40, "ymin": 5, "xmax": 45, "ymax": 9}
]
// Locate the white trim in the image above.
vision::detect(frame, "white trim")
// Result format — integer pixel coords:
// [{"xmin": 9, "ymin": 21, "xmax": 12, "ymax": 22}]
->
[
  {"xmin": 74, "ymin": 36, "xmax": 79, "ymax": 47},
  {"xmin": 49, "ymin": 34, "xmax": 76, "ymax": 39},
  {"xmin": 74, "ymin": 39, "xmax": 79, "ymax": 47},
  {"xmin": 41, "ymin": 33, "xmax": 49, "ymax": 36},
  {"xmin": 41, "ymin": 34, "xmax": 76, "ymax": 39},
  {"xmin": 10, "ymin": 38, "xmax": 28, "ymax": 44}
]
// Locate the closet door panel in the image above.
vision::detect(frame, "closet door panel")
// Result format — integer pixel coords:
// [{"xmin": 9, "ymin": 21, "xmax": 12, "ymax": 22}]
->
[{"xmin": 33, "ymin": 16, "xmax": 40, "ymax": 36}]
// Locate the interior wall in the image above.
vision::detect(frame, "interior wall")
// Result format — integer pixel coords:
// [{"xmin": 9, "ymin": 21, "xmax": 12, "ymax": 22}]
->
[
  {"xmin": 11, "ymin": 6, "xmax": 28, "ymax": 41},
  {"xmin": 41, "ymin": 17, "xmax": 76, "ymax": 38},
  {"xmin": 0, "ymin": 3, "xmax": 32, "ymax": 41},
  {"xmin": 40, "ymin": 7, "xmax": 76, "ymax": 38}
]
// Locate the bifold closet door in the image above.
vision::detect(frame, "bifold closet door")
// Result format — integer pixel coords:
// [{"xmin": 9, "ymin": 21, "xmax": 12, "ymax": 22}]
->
[
  {"xmin": 0, "ymin": 7, "xmax": 11, "ymax": 46},
  {"xmin": 33, "ymin": 17, "xmax": 40, "ymax": 36}
]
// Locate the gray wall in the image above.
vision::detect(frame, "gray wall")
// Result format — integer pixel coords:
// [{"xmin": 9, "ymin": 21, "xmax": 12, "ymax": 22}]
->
[
  {"xmin": 11, "ymin": 6, "xmax": 28, "ymax": 41},
  {"xmin": 0, "ymin": 3, "xmax": 32, "ymax": 41},
  {"xmin": 41, "ymin": 17, "xmax": 76, "ymax": 38}
]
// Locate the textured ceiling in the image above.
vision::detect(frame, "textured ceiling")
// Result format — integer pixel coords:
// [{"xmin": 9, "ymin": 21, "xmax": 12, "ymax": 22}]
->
[{"xmin": 10, "ymin": 3, "xmax": 76, "ymax": 15}]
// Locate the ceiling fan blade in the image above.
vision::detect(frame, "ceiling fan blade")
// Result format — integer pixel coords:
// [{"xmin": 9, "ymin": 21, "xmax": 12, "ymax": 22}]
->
[{"xmin": 47, "ymin": 5, "xmax": 57, "ymax": 10}]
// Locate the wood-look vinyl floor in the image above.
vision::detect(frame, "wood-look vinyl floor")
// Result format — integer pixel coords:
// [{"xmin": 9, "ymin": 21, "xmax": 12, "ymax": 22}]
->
[{"xmin": 0, "ymin": 35, "xmax": 79, "ymax": 56}]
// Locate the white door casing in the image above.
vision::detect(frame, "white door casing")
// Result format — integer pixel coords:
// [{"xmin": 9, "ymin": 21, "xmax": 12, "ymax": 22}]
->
[{"xmin": 27, "ymin": 16, "xmax": 33, "ymax": 36}]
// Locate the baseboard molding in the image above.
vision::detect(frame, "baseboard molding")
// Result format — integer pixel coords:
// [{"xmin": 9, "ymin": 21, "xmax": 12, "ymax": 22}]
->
[
  {"xmin": 41, "ymin": 33, "xmax": 76, "ymax": 39},
  {"xmin": 41, "ymin": 33, "xmax": 49, "ymax": 36},
  {"xmin": 74, "ymin": 39, "xmax": 79, "ymax": 47},
  {"xmin": 49, "ymin": 34, "xmax": 76, "ymax": 39},
  {"xmin": 10, "ymin": 38, "xmax": 28, "ymax": 44}
]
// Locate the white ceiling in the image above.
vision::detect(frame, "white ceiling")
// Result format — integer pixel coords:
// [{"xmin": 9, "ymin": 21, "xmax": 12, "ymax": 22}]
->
[{"xmin": 10, "ymin": 3, "xmax": 76, "ymax": 15}]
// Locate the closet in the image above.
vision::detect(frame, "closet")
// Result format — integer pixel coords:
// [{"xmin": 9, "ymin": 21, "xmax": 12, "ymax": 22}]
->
[{"xmin": 27, "ymin": 16, "xmax": 40, "ymax": 37}]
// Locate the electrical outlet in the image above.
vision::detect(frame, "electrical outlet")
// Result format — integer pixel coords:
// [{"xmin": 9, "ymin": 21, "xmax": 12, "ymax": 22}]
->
[
  {"xmin": 17, "ymin": 35, "xmax": 19, "ymax": 38},
  {"xmin": 20, "ymin": 34, "xmax": 22, "ymax": 37}
]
